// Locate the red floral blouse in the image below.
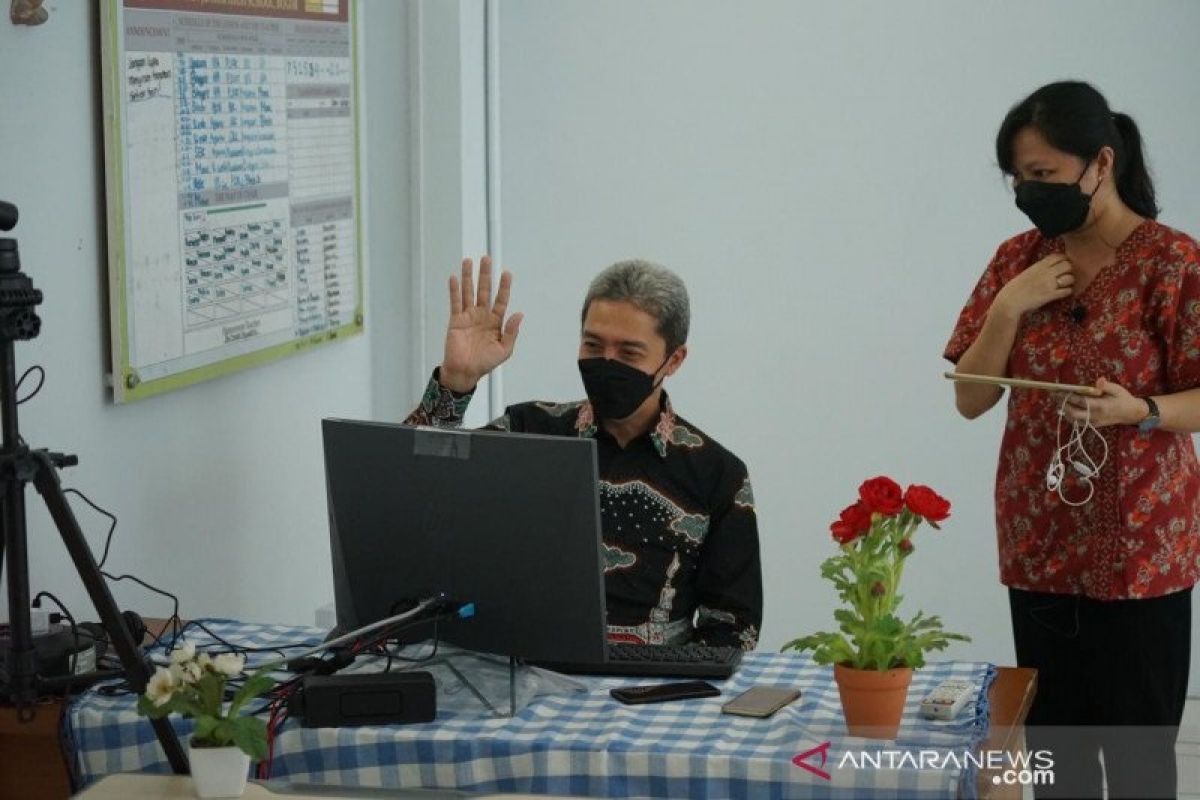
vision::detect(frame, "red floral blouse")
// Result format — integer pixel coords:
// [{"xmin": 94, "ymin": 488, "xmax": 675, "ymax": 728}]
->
[{"xmin": 945, "ymin": 219, "xmax": 1200, "ymax": 599}]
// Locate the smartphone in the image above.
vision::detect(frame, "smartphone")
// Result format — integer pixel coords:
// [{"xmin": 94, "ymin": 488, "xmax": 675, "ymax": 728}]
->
[
  {"xmin": 609, "ymin": 680, "xmax": 721, "ymax": 705},
  {"xmin": 721, "ymin": 685, "xmax": 801, "ymax": 718}
]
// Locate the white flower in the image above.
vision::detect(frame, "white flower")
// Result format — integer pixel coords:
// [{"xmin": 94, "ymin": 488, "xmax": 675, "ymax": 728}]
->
[
  {"xmin": 171, "ymin": 660, "xmax": 203, "ymax": 684},
  {"xmin": 169, "ymin": 641, "xmax": 195, "ymax": 665},
  {"xmin": 212, "ymin": 653, "xmax": 245, "ymax": 677},
  {"xmin": 146, "ymin": 666, "xmax": 176, "ymax": 707},
  {"xmin": 197, "ymin": 653, "xmax": 212, "ymax": 671}
]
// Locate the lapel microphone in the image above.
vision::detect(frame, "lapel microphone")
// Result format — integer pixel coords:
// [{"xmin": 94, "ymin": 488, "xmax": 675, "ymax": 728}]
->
[{"xmin": 1070, "ymin": 304, "xmax": 1087, "ymax": 324}]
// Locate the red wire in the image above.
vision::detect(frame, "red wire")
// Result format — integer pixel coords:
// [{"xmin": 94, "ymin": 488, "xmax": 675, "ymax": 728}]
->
[
  {"xmin": 257, "ymin": 700, "xmax": 276, "ymax": 780},
  {"xmin": 258, "ymin": 694, "xmax": 284, "ymax": 779},
  {"xmin": 259, "ymin": 678, "xmax": 303, "ymax": 780},
  {"xmin": 256, "ymin": 633, "xmax": 394, "ymax": 781}
]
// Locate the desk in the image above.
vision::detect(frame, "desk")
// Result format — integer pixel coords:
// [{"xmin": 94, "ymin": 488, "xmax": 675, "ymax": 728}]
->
[
  {"xmin": 0, "ymin": 694, "xmax": 76, "ymax": 797},
  {"xmin": 8, "ymin": 675, "xmax": 1041, "ymax": 800},
  {"xmin": 59, "ymin": 619, "xmax": 1032, "ymax": 800},
  {"xmin": 975, "ymin": 667, "xmax": 1037, "ymax": 800},
  {"xmin": 74, "ymin": 772, "xmax": 584, "ymax": 798},
  {"xmin": 0, "ymin": 616, "xmax": 177, "ymax": 800}
]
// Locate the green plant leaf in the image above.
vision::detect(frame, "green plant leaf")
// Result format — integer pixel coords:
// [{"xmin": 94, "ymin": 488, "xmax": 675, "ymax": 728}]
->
[
  {"xmin": 137, "ymin": 694, "xmax": 170, "ymax": 719},
  {"xmin": 229, "ymin": 669, "xmax": 276, "ymax": 718},
  {"xmin": 195, "ymin": 672, "xmax": 224, "ymax": 717},
  {"xmin": 820, "ymin": 557, "xmax": 850, "ymax": 581},
  {"xmin": 171, "ymin": 691, "xmax": 205, "ymax": 719},
  {"xmin": 781, "ymin": 633, "xmax": 825, "ymax": 653},
  {"xmin": 832, "ymin": 608, "xmax": 866, "ymax": 638},
  {"xmin": 212, "ymin": 719, "xmax": 234, "ymax": 747},
  {"xmin": 193, "ymin": 715, "xmax": 219, "ymax": 742},
  {"xmin": 875, "ymin": 615, "xmax": 904, "ymax": 637},
  {"xmin": 782, "ymin": 631, "xmax": 855, "ymax": 666},
  {"xmin": 821, "ymin": 635, "xmax": 855, "ymax": 666},
  {"xmin": 230, "ymin": 715, "xmax": 269, "ymax": 761}
]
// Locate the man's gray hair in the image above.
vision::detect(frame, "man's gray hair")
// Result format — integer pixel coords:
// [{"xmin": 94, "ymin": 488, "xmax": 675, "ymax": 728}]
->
[{"xmin": 582, "ymin": 259, "xmax": 690, "ymax": 353}]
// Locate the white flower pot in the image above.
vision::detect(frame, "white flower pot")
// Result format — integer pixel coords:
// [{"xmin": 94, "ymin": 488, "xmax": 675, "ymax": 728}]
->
[{"xmin": 188, "ymin": 740, "xmax": 251, "ymax": 799}]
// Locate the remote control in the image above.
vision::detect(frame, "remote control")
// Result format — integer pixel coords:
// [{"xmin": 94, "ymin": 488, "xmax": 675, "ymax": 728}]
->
[{"xmin": 919, "ymin": 679, "xmax": 974, "ymax": 720}]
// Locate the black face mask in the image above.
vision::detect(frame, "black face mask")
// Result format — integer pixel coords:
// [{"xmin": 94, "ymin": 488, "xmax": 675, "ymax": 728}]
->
[
  {"xmin": 578, "ymin": 354, "xmax": 671, "ymax": 421},
  {"xmin": 1014, "ymin": 161, "xmax": 1100, "ymax": 239}
]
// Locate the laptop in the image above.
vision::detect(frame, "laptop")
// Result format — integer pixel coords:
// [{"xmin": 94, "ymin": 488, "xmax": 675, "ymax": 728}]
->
[{"xmin": 323, "ymin": 420, "xmax": 741, "ymax": 678}]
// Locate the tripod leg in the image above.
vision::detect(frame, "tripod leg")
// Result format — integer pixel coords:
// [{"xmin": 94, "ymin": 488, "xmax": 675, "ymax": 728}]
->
[
  {"xmin": 31, "ymin": 452, "xmax": 189, "ymax": 774},
  {"xmin": 3, "ymin": 474, "xmax": 36, "ymax": 715}
]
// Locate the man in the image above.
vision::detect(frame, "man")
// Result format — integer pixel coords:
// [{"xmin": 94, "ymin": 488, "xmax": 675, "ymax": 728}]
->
[{"xmin": 406, "ymin": 256, "xmax": 762, "ymax": 650}]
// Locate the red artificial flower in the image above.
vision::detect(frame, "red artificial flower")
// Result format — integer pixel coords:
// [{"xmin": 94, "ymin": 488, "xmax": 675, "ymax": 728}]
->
[
  {"xmin": 830, "ymin": 501, "xmax": 873, "ymax": 545},
  {"xmin": 858, "ymin": 476, "xmax": 904, "ymax": 516},
  {"xmin": 904, "ymin": 484, "xmax": 952, "ymax": 523},
  {"xmin": 898, "ymin": 538, "xmax": 914, "ymax": 555},
  {"xmin": 870, "ymin": 581, "xmax": 887, "ymax": 597}
]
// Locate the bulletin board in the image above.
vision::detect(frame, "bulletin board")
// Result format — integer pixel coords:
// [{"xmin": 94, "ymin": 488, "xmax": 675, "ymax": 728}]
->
[{"xmin": 100, "ymin": 0, "xmax": 362, "ymax": 403}]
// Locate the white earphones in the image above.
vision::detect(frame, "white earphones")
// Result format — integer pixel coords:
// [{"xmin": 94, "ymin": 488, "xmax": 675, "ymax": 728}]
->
[{"xmin": 1046, "ymin": 392, "xmax": 1108, "ymax": 506}]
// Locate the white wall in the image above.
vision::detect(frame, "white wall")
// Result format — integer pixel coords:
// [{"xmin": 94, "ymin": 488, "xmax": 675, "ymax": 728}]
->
[
  {"xmin": 7, "ymin": 0, "xmax": 1200, "ymax": 689},
  {"xmin": 485, "ymin": 0, "xmax": 1200, "ymax": 681},
  {"xmin": 0, "ymin": 1, "xmax": 414, "ymax": 627},
  {"xmin": 412, "ymin": 0, "xmax": 496, "ymax": 428}
]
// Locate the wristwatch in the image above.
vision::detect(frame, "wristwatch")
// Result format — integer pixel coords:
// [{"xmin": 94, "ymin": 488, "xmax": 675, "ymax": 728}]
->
[{"xmin": 1137, "ymin": 396, "xmax": 1161, "ymax": 433}]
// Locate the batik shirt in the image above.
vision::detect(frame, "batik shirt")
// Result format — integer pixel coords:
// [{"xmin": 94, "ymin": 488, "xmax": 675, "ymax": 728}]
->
[
  {"xmin": 405, "ymin": 370, "xmax": 762, "ymax": 650},
  {"xmin": 945, "ymin": 219, "xmax": 1200, "ymax": 599}
]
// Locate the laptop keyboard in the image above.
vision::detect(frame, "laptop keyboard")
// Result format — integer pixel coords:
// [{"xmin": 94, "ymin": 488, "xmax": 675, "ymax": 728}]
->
[{"xmin": 534, "ymin": 643, "xmax": 743, "ymax": 678}]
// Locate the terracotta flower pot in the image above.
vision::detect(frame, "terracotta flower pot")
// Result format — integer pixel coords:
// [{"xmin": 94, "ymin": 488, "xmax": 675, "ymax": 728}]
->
[{"xmin": 833, "ymin": 662, "xmax": 913, "ymax": 740}]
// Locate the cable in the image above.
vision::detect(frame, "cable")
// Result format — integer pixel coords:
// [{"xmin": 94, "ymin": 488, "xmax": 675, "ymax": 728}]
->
[
  {"xmin": 55, "ymin": 486, "xmax": 184, "ymax": 651},
  {"xmin": 99, "ymin": 571, "xmax": 179, "ymax": 636},
  {"xmin": 284, "ymin": 612, "xmax": 453, "ymax": 677},
  {"xmin": 54, "ymin": 487, "xmax": 184, "ymax": 647},
  {"xmin": 1050, "ymin": 392, "xmax": 1109, "ymax": 506},
  {"xmin": 63, "ymin": 488, "xmax": 118, "ymax": 570},
  {"xmin": 163, "ymin": 619, "xmax": 317, "ymax": 662},
  {"xmin": 16, "ymin": 364, "xmax": 44, "ymax": 405},
  {"xmin": 85, "ymin": 600, "xmax": 465, "ymax": 704},
  {"xmin": 149, "ymin": 616, "xmax": 183, "ymax": 650},
  {"xmin": 383, "ymin": 619, "xmax": 442, "ymax": 668},
  {"xmin": 88, "ymin": 614, "xmax": 183, "ymax": 656},
  {"xmin": 254, "ymin": 614, "xmax": 453, "ymax": 774},
  {"xmin": 259, "ymin": 687, "xmax": 297, "ymax": 780},
  {"xmin": 254, "ymin": 672, "xmax": 307, "ymax": 780},
  {"xmin": 253, "ymin": 599, "xmax": 440, "ymax": 672},
  {"xmin": 253, "ymin": 609, "xmax": 457, "ymax": 779}
]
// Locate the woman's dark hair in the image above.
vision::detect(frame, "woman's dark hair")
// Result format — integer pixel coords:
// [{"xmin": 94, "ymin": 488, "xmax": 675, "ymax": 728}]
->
[{"xmin": 996, "ymin": 81, "xmax": 1158, "ymax": 219}]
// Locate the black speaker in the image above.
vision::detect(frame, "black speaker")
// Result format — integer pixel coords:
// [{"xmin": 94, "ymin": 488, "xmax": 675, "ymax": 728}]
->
[{"xmin": 292, "ymin": 672, "xmax": 436, "ymax": 727}]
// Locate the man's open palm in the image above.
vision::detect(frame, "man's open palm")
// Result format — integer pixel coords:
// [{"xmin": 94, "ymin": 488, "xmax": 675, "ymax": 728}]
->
[{"xmin": 440, "ymin": 256, "xmax": 523, "ymax": 392}]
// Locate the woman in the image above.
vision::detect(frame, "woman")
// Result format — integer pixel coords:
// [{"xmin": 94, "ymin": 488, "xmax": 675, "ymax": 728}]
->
[{"xmin": 946, "ymin": 81, "xmax": 1200, "ymax": 799}]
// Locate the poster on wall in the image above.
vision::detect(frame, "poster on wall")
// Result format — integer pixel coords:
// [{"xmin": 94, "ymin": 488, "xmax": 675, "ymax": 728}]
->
[{"xmin": 100, "ymin": 0, "xmax": 363, "ymax": 403}]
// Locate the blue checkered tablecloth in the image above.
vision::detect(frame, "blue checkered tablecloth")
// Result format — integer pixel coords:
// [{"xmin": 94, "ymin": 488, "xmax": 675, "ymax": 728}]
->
[{"xmin": 64, "ymin": 619, "xmax": 998, "ymax": 799}]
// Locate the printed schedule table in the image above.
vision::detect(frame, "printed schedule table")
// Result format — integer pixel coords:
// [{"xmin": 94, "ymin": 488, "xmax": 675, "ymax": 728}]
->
[{"xmin": 102, "ymin": 0, "xmax": 362, "ymax": 402}]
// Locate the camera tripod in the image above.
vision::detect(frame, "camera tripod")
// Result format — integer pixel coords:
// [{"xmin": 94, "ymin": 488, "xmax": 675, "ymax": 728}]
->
[{"xmin": 0, "ymin": 200, "xmax": 188, "ymax": 773}]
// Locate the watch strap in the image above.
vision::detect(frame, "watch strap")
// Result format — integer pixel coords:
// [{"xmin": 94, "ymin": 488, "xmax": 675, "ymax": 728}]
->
[{"xmin": 1138, "ymin": 396, "xmax": 1161, "ymax": 432}]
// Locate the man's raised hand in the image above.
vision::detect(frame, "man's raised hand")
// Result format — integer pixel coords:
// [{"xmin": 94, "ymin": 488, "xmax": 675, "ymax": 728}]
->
[{"xmin": 439, "ymin": 256, "xmax": 523, "ymax": 393}]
